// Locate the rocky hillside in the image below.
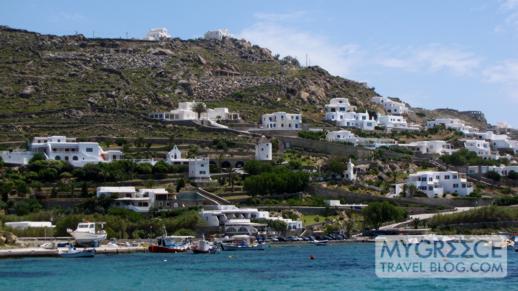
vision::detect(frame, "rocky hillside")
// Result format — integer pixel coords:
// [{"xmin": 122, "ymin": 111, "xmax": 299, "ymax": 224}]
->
[{"xmin": 0, "ymin": 26, "xmax": 488, "ymax": 141}]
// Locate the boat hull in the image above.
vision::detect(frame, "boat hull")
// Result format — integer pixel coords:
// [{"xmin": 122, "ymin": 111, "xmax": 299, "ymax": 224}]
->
[
  {"xmin": 221, "ymin": 244, "xmax": 265, "ymax": 251},
  {"xmin": 70, "ymin": 231, "xmax": 107, "ymax": 246},
  {"xmin": 59, "ymin": 249, "xmax": 96, "ymax": 258},
  {"xmin": 148, "ymin": 245, "xmax": 188, "ymax": 253}
]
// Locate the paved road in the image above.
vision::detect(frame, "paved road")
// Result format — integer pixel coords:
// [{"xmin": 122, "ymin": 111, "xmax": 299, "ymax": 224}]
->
[{"xmin": 380, "ymin": 207, "xmax": 475, "ymax": 230}]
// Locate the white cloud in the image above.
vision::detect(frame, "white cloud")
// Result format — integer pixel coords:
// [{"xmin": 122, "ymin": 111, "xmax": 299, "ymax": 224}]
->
[
  {"xmin": 483, "ymin": 60, "xmax": 518, "ymax": 102},
  {"xmin": 376, "ymin": 45, "xmax": 481, "ymax": 76},
  {"xmin": 238, "ymin": 12, "xmax": 362, "ymax": 77},
  {"xmin": 498, "ymin": 0, "xmax": 518, "ymax": 33}
]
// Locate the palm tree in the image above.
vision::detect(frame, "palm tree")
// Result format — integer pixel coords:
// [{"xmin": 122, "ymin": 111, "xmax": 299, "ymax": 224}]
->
[{"xmin": 193, "ymin": 102, "xmax": 207, "ymax": 120}]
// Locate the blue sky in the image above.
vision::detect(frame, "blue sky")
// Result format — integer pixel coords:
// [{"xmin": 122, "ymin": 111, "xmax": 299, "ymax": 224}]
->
[{"xmin": 2, "ymin": 0, "xmax": 518, "ymax": 127}]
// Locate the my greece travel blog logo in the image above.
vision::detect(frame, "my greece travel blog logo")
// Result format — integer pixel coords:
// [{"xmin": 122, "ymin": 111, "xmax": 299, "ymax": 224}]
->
[{"xmin": 375, "ymin": 235, "xmax": 507, "ymax": 278}]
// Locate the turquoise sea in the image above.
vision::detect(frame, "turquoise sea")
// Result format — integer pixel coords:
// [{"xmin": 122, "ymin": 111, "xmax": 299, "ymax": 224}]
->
[{"xmin": 0, "ymin": 243, "xmax": 517, "ymax": 290}]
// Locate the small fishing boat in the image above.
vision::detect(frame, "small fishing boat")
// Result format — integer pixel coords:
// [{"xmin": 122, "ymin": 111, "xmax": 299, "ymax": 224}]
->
[
  {"xmin": 311, "ymin": 239, "xmax": 328, "ymax": 246},
  {"xmin": 67, "ymin": 222, "xmax": 107, "ymax": 247},
  {"xmin": 191, "ymin": 236, "xmax": 217, "ymax": 254},
  {"xmin": 148, "ymin": 235, "xmax": 193, "ymax": 253},
  {"xmin": 59, "ymin": 246, "xmax": 96, "ymax": 258},
  {"xmin": 220, "ymin": 235, "xmax": 265, "ymax": 251}
]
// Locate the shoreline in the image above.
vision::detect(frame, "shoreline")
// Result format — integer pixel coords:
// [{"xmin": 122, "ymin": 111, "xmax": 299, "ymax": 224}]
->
[{"xmin": 0, "ymin": 238, "xmax": 375, "ymax": 259}]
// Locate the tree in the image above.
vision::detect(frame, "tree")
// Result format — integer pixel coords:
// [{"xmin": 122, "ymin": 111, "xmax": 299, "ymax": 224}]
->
[
  {"xmin": 362, "ymin": 201, "xmax": 407, "ymax": 230},
  {"xmin": 14, "ymin": 198, "xmax": 42, "ymax": 216},
  {"xmin": 176, "ymin": 178, "xmax": 186, "ymax": 192},
  {"xmin": 485, "ymin": 171, "xmax": 501, "ymax": 182},
  {"xmin": 508, "ymin": 171, "xmax": 518, "ymax": 180},
  {"xmin": 29, "ymin": 152, "xmax": 46, "ymax": 163},
  {"xmin": 193, "ymin": 102, "xmax": 207, "ymax": 120}
]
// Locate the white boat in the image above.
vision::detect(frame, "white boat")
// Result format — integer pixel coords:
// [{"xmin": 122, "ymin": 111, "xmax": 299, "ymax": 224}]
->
[
  {"xmin": 67, "ymin": 222, "xmax": 107, "ymax": 246},
  {"xmin": 192, "ymin": 235, "xmax": 217, "ymax": 254},
  {"xmin": 220, "ymin": 235, "xmax": 265, "ymax": 251},
  {"xmin": 59, "ymin": 246, "xmax": 96, "ymax": 258},
  {"xmin": 311, "ymin": 239, "xmax": 328, "ymax": 246}
]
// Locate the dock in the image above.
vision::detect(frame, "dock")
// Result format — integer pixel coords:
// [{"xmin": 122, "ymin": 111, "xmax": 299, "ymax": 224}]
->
[{"xmin": 0, "ymin": 246, "xmax": 147, "ymax": 259}]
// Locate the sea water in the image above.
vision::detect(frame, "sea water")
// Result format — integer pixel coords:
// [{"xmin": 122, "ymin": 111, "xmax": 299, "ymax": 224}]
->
[{"xmin": 0, "ymin": 243, "xmax": 517, "ymax": 290}]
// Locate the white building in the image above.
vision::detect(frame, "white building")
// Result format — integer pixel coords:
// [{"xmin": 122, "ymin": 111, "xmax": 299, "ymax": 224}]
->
[
  {"xmin": 1, "ymin": 136, "xmax": 123, "ymax": 167},
  {"xmin": 371, "ymin": 96, "xmax": 408, "ymax": 115},
  {"xmin": 200, "ymin": 205, "xmax": 303, "ymax": 234},
  {"xmin": 471, "ymin": 131, "xmax": 518, "ymax": 154},
  {"xmin": 336, "ymin": 111, "xmax": 377, "ymax": 131},
  {"xmin": 324, "ymin": 98, "xmax": 354, "ymax": 121},
  {"xmin": 145, "ymin": 28, "xmax": 171, "ymax": 41},
  {"xmin": 149, "ymin": 101, "xmax": 240, "ymax": 122},
  {"xmin": 255, "ymin": 136, "xmax": 272, "ymax": 161},
  {"xmin": 344, "ymin": 159, "xmax": 357, "ymax": 181},
  {"xmin": 189, "ymin": 157, "xmax": 211, "ymax": 181},
  {"xmin": 204, "ymin": 28, "xmax": 231, "ymax": 40},
  {"xmin": 399, "ymin": 140, "xmax": 453, "ymax": 155},
  {"xmin": 377, "ymin": 115, "xmax": 420, "ymax": 131},
  {"xmin": 326, "ymin": 130, "xmax": 360, "ymax": 145},
  {"xmin": 261, "ymin": 112, "xmax": 302, "ymax": 130},
  {"xmin": 324, "ymin": 200, "xmax": 367, "ymax": 211},
  {"xmin": 96, "ymin": 187, "xmax": 175, "ymax": 213},
  {"xmin": 464, "ymin": 139, "xmax": 499, "ymax": 160},
  {"xmin": 406, "ymin": 170, "xmax": 474, "ymax": 197},
  {"xmin": 468, "ymin": 165, "xmax": 518, "ymax": 176},
  {"xmin": 166, "ymin": 145, "xmax": 190, "ymax": 165},
  {"xmin": 427, "ymin": 118, "xmax": 477, "ymax": 134}
]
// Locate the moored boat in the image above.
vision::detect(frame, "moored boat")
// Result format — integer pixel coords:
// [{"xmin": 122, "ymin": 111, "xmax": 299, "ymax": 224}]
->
[
  {"xmin": 59, "ymin": 246, "xmax": 96, "ymax": 258},
  {"xmin": 311, "ymin": 239, "xmax": 328, "ymax": 246},
  {"xmin": 67, "ymin": 222, "xmax": 107, "ymax": 247},
  {"xmin": 191, "ymin": 236, "xmax": 217, "ymax": 254},
  {"xmin": 148, "ymin": 236, "xmax": 193, "ymax": 253},
  {"xmin": 220, "ymin": 235, "xmax": 265, "ymax": 251}
]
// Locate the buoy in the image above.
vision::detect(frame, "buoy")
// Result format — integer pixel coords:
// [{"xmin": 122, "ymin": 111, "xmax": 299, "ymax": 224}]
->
[
  {"xmin": 163, "ymin": 259, "xmax": 168, "ymax": 262},
  {"xmin": 309, "ymin": 255, "xmax": 315, "ymax": 260}
]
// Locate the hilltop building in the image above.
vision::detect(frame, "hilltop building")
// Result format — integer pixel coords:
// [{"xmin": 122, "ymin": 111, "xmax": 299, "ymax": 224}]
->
[
  {"xmin": 204, "ymin": 28, "xmax": 231, "ymax": 40},
  {"xmin": 371, "ymin": 96, "xmax": 408, "ymax": 115},
  {"xmin": 261, "ymin": 112, "xmax": 302, "ymax": 130},
  {"xmin": 426, "ymin": 118, "xmax": 477, "ymax": 134},
  {"xmin": 326, "ymin": 130, "xmax": 359, "ymax": 145},
  {"xmin": 145, "ymin": 28, "xmax": 171, "ymax": 41},
  {"xmin": 189, "ymin": 157, "xmax": 211, "ymax": 181},
  {"xmin": 406, "ymin": 170, "xmax": 473, "ymax": 197},
  {"xmin": 335, "ymin": 111, "xmax": 377, "ymax": 131},
  {"xmin": 344, "ymin": 159, "xmax": 357, "ymax": 181},
  {"xmin": 0, "ymin": 136, "xmax": 123, "ymax": 167}
]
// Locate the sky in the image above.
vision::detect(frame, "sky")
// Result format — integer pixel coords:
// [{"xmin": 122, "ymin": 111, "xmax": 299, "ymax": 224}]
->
[{"xmin": 1, "ymin": 0, "xmax": 518, "ymax": 127}]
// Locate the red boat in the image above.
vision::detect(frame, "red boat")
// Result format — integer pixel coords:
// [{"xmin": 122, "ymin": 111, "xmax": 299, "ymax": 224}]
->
[{"xmin": 148, "ymin": 236, "xmax": 193, "ymax": 253}]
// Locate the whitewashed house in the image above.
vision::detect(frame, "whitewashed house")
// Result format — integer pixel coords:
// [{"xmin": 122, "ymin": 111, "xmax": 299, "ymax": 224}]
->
[
  {"xmin": 261, "ymin": 112, "xmax": 302, "ymax": 130},
  {"xmin": 468, "ymin": 165, "xmax": 518, "ymax": 176},
  {"xmin": 427, "ymin": 118, "xmax": 477, "ymax": 134},
  {"xmin": 166, "ymin": 145, "xmax": 190, "ymax": 165},
  {"xmin": 463, "ymin": 139, "xmax": 499, "ymax": 160},
  {"xmin": 145, "ymin": 28, "xmax": 171, "ymax": 41},
  {"xmin": 326, "ymin": 130, "xmax": 360, "ymax": 145},
  {"xmin": 324, "ymin": 98, "xmax": 354, "ymax": 121},
  {"xmin": 336, "ymin": 111, "xmax": 377, "ymax": 131},
  {"xmin": 149, "ymin": 101, "xmax": 240, "ymax": 122},
  {"xmin": 398, "ymin": 140, "xmax": 453, "ymax": 155},
  {"xmin": 371, "ymin": 96, "xmax": 408, "ymax": 115},
  {"xmin": 471, "ymin": 131, "xmax": 518, "ymax": 154},
  {"xmin": 204, "ymin": 28, "xmax": 231, "ymax": 40},
  {"xmin": 255, "ymin": 136, "xmax": 272, "ymax": 161},
  {"xmin": 376, "ymin": 115, "xmax": 420, "ymax": 131},
  {"xmin": 200, "ymin": 205, "xmax": 303, "ymax": 234},
  {"xmin": 5, "ymin": 221, "xmax": 55, "ymax": 230},
  {"xmin": 406, "ymin": 171, "xmax": 474, "ymax": 197},
  {"xmin": 189, "ymin": 157, "xmax": 211, "ymax": 181},
  {"xmin": 1, "ymin": 136, "xmax": 123, "ymax": 167},
  {"xmin": 96, "ymin": 187, "xmax": 175, "ymax": 213}
]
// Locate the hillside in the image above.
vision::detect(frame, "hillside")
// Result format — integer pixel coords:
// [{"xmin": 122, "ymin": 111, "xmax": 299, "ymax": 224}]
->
[{"xmin": 0, "ymin": 26, "xmax": 488, "ymax": 141}]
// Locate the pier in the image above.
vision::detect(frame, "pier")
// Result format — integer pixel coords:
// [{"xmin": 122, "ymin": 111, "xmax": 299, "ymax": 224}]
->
[{"xmin": 0, "ymin": 245, "xmax": 147, "ymax": 259}]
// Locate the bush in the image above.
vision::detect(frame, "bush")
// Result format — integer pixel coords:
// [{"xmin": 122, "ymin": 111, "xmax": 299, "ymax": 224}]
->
[
  {"xmin": 243, "ymin": 160, "xmax": 273, "ymax": 176},
  {"xmin": 298, "ymin": 130, "xmax": 325, "ymax": 141},
  {"xmin": 485, "ymin": 171, "xmax": 501, "ymax": 181},
  {"xmin": 362, "ymin": 201, "xmax": 407, "ymax": 229},
  {"xmin": 244, "ymin": 168, "xmax": 309, "ymax": 196},
  {"xmin": 508, "ymin": 171, "xmax": 518, "ymax": 180},
  {"xmin": 440, "ymin": 149, "xmax": 504, "ymax": 166},
  {"xmin": 14, "ymin": 199, "xmax": 42, "ymax": 216}
]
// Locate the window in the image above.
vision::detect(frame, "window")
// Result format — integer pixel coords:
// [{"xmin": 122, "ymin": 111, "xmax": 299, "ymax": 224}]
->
[
  {"xmin": 86, "ymin": 148, "xmax": 93, "ymax": 153},
  {"xmin": 64, "ymin": 156, "xmax": 69, "ymax": 161},
  {"xmin": 428, "ymin": 186, "xmax": 433, "ymax": 190},
  {"xmin": 55, "ymin": 155, "xmax": 61, "ymax": 160},
  {"xmin": 453, "ymin": 175, "xmax": 458, "ymax": 179},
  {"xmin": 444, "ymin": 175, "xmax": 450, "ymax": 180},
  {"xmin": 453, "ymin": 184, "xmax": 459, "ymax": 188}
]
